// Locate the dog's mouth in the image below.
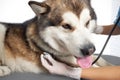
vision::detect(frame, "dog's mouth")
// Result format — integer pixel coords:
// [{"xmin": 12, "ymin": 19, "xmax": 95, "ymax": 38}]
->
[{"xmin": 75, "ymin": 56, "xmax": 92, "ymax": 68}]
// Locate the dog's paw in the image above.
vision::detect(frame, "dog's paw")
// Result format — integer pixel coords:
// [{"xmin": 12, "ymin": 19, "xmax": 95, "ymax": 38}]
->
[{"xmin": 0, "ymin": 66, "xmax": 11, "ymax": 77}]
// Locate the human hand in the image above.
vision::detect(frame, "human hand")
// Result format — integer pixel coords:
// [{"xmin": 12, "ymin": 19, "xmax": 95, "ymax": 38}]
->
[{"xmin": 41, "ymin": 52, "xmax": 82, "ymax": 80}]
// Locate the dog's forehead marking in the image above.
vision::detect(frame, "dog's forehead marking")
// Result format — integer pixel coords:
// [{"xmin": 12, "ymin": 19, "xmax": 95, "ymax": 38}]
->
[
  {"xmin": 62, "ymin": 12, "xmax": 79, "ymax": 27},
  {"xmin": 62, "ymin": 8, "xmax": 91, "ymax": 28},
  {"xmin": 79, "ymin": 8, "xmax": 91, "ymax": 25}
]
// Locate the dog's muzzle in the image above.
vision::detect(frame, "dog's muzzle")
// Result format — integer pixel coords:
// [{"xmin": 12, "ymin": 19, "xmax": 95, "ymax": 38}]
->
[{"xmin": 76, "ymin": 44, "xmax": 95, "ymax": 68}]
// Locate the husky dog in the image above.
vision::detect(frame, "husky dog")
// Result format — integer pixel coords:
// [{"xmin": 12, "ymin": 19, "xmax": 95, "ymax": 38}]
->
[{"xmin": 0, "ymin": 0, "xmax": 108, "ymax": 77}]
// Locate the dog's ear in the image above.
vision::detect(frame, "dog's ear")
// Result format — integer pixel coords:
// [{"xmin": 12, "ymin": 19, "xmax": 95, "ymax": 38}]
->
[{"xmin": 29, "ymin": 1, "xmax": 50, "ymax": 16}]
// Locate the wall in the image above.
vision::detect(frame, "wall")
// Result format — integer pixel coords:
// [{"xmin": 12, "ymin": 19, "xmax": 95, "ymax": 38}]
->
[{"xmin": 91, "ymin": 0, "xmax": 112, "ymax": 25}]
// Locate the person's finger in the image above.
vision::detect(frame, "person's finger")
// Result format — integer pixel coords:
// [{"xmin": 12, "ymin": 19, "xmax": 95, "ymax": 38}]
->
[
  {"xmin": 41, "ymin": 54, "xmax": 52, "ymax": 69},
  {"xmin": 43, "ymin": 52, "xmax": 57, "ymax": 63}
]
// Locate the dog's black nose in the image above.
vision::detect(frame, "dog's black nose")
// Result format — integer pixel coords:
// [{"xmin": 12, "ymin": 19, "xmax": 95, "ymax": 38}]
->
[{"xmin": 80, "ymin": 44, "xmax": 96, "ymax": 56}]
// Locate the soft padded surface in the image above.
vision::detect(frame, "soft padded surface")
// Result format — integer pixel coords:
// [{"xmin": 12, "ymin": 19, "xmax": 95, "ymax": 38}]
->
[
  {"xmin": 0, "ymin": 55, "xmax": 120, "ymax": 80},
  {"xmin": 0, "ymin": 73, "xmax": 75, "ymax": 80},
  {"xmin": 101, "ymin": 55, "xmax": 120, "ymax": 65}
]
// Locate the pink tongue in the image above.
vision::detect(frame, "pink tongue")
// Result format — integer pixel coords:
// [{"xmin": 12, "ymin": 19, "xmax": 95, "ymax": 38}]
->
[{"xmin": 77, "ymin": 56, "xmax": 92, "ymax": 68}]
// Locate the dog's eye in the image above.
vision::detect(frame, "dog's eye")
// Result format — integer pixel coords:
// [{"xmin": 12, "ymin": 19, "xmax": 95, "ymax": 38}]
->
[
  {"xmin": 62, "ymin": 24, "xmax": 72, "ymax": 30},
  {"xmin": 86, "ymin": 20, "xmax": 90, "ymax": 27}
]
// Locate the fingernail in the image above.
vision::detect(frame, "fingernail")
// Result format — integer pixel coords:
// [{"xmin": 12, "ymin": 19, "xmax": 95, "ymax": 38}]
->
[{"xmin": 43, "ymin": 52, "xmax": 49, "ymax": 55}]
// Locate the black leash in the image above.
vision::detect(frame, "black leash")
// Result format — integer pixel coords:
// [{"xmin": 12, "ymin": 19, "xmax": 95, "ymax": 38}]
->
[{"xmin": 92, "ymin": 15, "xmax": 120, "ymax": 65}]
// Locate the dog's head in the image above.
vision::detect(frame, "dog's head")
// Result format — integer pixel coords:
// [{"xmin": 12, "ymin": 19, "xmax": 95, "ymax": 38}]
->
[{"xmin": 29, "ymin": 0, "xmax": 99, "ymax": 68}]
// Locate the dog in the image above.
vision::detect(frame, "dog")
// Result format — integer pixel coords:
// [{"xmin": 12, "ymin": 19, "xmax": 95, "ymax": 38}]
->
[{"xmin": 0, "ymin": 0, "xmax": 111, "ymax": 77}]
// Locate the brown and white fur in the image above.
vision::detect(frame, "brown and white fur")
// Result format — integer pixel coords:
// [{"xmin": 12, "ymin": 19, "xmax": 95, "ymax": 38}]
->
[{"xmin": 0, "ymin": 0, "xmax": 111, "ymax": 77}]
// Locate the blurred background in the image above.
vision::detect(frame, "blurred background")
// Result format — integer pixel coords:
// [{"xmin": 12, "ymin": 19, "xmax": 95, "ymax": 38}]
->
[{"xmin": 0, "ymin": 0, "xmax": 120, "ymax": 57}]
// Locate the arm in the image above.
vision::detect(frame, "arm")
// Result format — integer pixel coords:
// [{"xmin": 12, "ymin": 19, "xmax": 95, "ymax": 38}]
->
[
  {"xmin": 101, "ymin": 25, "xmax": 120, "ymax": 35},
  {"xmin": 81, "ymin": 66, "xmax": 120, "ymax": 80}
]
